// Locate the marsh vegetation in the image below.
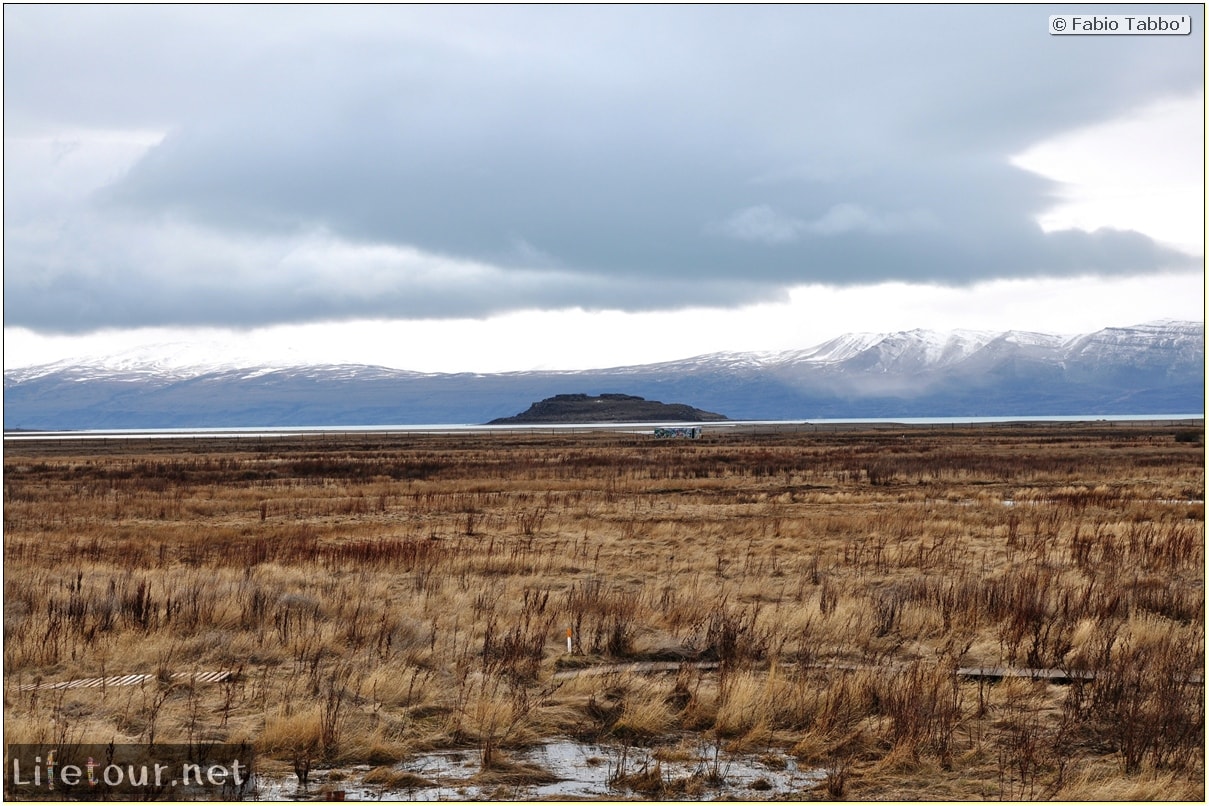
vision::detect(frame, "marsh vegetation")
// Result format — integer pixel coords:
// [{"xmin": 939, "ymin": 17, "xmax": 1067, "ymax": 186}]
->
[{"xmin": 4, "ymin": 424, "xmax": 1203, "ymax": 799}]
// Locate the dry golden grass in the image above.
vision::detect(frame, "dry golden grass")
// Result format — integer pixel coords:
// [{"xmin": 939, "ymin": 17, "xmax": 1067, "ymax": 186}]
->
[{"xmin": 4, "ymin": 423, "xmax": 1203, "ymax": 799}]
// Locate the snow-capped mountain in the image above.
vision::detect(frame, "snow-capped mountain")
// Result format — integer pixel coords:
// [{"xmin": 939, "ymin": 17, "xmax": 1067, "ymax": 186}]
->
[
  {"xmin": 4, "ymin": 321, "xmax": 1202, "ymax": 429},
  {"xmin": 788, "ymin": 328, "xmax": 1007, "ymax": 369}
]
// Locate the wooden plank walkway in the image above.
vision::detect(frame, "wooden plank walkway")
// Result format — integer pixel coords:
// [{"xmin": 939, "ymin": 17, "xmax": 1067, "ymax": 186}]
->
[
  {"xmin": 956, "ymin": 666, "xmax": 1096, "ymax": 683},
  {"xmin": 17, "ymin": 670, "xmax": 232, "ymax": 692},
  {"xmin": 553, "ymin": 659, "xmax": 1095, "ymax": 682},
  {"xmin": 15, "ymin": 663, "xmax": 1200, "ymax": 692},
  {"xmin": 553, "ymin": 659, "xmax": 1201, "ymax": 686},
  {"xmin": 956, "ymin": 666, "xmax": 1201, "ymax": 685}
]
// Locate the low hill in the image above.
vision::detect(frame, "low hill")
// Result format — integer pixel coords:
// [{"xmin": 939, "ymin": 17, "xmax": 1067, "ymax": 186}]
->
[{"xmin": 487, "ymin": 393, "xmax": 729, "ymax": 424}]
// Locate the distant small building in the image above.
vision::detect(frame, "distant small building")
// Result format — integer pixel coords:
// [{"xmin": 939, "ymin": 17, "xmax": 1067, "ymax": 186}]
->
[{"xmin": 653, "ymin": 426, "xmax": 702, "ymax": 439}]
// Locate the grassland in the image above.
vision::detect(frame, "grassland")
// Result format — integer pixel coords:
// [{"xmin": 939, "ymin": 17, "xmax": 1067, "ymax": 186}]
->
[{"xmin": 3, "ymin": 423, "xmax": 1204, "ymax": 800}]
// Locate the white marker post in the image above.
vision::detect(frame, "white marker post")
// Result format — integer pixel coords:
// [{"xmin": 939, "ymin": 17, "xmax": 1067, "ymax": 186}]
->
[{"xmin": 566, "ymin": 627, "xmax": 573, "ymax": 654}]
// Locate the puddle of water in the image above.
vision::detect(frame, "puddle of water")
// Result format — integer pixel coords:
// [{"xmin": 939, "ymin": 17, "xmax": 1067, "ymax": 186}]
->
[{"xmin": 256, "ymin": 740, "xmax": 824, "ymax": 801}]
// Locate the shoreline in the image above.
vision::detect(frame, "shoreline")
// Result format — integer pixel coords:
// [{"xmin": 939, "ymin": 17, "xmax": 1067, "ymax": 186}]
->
[{"xmin": 4, "ymin": 415, "xmax": 1202, "ymax": 446}]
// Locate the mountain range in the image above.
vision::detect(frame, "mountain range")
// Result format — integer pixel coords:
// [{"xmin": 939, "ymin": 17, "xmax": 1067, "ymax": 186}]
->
[{"xmin": 4, "ymin": 320, "xmax": 1203, "ymax": 430}]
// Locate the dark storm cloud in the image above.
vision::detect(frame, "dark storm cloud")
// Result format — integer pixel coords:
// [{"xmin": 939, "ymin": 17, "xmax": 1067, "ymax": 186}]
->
[{"xmin": 3, "ymin": 4, "xmax": 1202, "ymax": 332}]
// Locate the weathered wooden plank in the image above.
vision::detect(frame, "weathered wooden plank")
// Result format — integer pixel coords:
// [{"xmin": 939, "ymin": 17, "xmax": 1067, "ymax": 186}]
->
[
  {"xmin": 552, "ymin": 659, "xmax": 1192, "ymax": 688},
  {"xmin": 956, "ymin": 666, "xmax": 1097, "ymax": 683},
  {"xmin": 17, "ymin": 670, "xmax": 234, "ymax": 691}
]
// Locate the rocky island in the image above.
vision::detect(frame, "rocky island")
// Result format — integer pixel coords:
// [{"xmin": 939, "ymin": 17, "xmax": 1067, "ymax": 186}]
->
[{"xmin": 487, "ymin": 393, "xmax": 728, "ymax": 424}]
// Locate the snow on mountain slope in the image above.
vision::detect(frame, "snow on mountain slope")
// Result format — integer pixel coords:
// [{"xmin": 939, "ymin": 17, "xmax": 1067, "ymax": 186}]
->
[
  {"xmin": 698, "ymin": 321, "xmax": 1198, "ymax": 376},
  {"xmin": 786, "ymin": 331, "xmax": 896, "ymax": 365},
  {"xmin": 4, "ymin": 320, "xmax": 1201, "ymax": 430},
  {"xmin": 5, "ymin": 340, "xmax": 294, "ymax": 383},
  {"xmin": 806, "ymin": 328, "xmax": 1000, "ymax": 372},
  {"xmin": 1063, "ymin": 320, "xmax": 1204, "ymax": 364},
  {"xmin": 7, "ymin": 320, "xmax": 1201, "ymax": 384},
  {"xmin": 4, "ymin": 351, "xmax": 431, "ymax": 385}
]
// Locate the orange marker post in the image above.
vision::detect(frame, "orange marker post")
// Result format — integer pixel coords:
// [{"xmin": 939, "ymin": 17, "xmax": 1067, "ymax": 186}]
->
[{"xmin": 566, "ymin": 627, "xmax": 573, "ymax": 654}]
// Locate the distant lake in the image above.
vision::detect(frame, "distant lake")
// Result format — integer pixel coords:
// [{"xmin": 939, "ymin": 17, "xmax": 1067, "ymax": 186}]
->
[{"xmin": 4, "ymin": 414, "xmax": 1203, "ymax": 442}]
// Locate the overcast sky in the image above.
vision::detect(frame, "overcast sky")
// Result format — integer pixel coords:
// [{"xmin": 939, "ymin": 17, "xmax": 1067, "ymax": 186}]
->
[{"xmin": 4, "ymin": 4, "xmax": 1204, "ymax": 372}]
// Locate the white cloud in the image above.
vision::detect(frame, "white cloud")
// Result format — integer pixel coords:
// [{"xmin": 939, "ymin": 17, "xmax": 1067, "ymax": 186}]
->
[
  {"xmin": 1011, "ymin": 92, "xmax": 1204, "ymax": 256},
  {"xmin": 5, "ymin": 128, "xmax": 167, "ymax": 205}
]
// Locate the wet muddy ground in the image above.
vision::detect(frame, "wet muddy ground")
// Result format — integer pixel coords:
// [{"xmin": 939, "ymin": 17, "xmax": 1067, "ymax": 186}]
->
[{"xmin": 259, "ymin": 739, "xmax": 825, "ymax": 801}]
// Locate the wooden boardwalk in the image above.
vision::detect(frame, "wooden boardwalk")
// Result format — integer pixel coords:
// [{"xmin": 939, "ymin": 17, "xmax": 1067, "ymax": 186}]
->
[
  {"xmin": 553, "ymin": 659, "xmax": 1201, "ymax": 686},
  {"xmin": 956, "ymin": 666, "xmax": 1201, "ymax": 685},
  {"xmin": 17, "ymin": 670, "xmax": 232, "ymax": 692},
  {"xmin": 15, "ymin": 663, "xmax": 1201, "ymax": 692},
  {"xmin": 955, "ymin": 666, "xmax": 1096, "ymax": 683}
]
